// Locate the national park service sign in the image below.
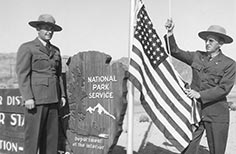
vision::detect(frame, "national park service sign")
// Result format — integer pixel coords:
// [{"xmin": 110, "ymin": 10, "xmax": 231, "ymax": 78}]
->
[{"xmin": 59, "ymin": 51, "xmax": 128, "ymax": 154}]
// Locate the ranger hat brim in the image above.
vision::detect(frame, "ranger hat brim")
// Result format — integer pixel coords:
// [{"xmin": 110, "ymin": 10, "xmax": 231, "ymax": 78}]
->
[
  {"xmin": 29, "ymin": 14, "xmax": 62, "ymax": 32},
  {"xmin": 198, "ymin": 25, "xmax": 233, "ymax": 44}
]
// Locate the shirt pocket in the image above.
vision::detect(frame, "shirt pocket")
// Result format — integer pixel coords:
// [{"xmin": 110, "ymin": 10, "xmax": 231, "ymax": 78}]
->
[
  {"xmin": 32, "ymin": 77, "xmax": 49, "ymax": 99},
  {"xmin": 32, "ymin": 55, "xmax": 50, "ymax": 70},
  {"xmin": 191, "ymin": 62, "xmax": 203, "ymax": 71},
  {"xmin": 207, "ymin": 71, "xmax": 223, "ymax": 85},
  {"xmin": 32, "ymin": 77, "xmax": 49, "ymax": 86}
]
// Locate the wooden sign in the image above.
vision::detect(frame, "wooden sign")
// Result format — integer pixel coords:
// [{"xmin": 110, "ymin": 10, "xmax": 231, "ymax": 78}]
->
[
  {"xmin": 58, "ymin": 51, "xmax": 128, "ymax": 154},
  {"xmin": 0, "ymin": 89, "xmax": 24, "ymax": 154}
]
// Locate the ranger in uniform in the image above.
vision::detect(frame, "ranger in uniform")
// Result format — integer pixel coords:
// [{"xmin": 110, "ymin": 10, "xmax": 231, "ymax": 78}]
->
[
  {"xmin": 16, "ymin": 14, "xmax": 66, "ymax": 154},
  {"xmin": 165, "ymin": 19, "xmax": 236, "ymax": 154}
]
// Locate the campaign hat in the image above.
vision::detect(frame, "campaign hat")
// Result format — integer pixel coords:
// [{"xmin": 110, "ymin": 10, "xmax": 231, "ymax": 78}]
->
[
  {"xmin": 29, "ymin": 14, "xmax": 62, "ymax": 32},
  {"xmin": 198, "ymin": 25, "xmax": 233, "ymax": 44}
]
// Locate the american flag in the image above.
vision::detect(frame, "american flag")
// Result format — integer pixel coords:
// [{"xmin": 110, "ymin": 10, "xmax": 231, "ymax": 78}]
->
[{"xmin": 128, "ymin": 1, "xmax": 200, "ymax": 152}]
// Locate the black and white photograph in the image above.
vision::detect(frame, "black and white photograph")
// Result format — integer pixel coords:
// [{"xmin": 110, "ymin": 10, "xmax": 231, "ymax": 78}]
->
[{"xmin": 0, "ymin": 0, "xmax": 236, "ymax": 154}]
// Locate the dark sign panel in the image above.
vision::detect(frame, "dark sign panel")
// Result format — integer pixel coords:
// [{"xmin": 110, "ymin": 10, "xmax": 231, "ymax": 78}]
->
[
  {"xmin": 59, "ymin": 51, "xmax": 128, "ymax": 154},
  {"xmin": 0, "ymin": 89, "xmax": 23, "ymax": 113},
  {"xmin": 0, "ymin": 89, "xmax": 24, "ymax": 154}
]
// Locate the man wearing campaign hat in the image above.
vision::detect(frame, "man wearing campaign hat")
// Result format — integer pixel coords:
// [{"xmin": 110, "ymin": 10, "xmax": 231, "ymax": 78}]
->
[
  {"xmin": 16, "ymin": 14, "xmax": 66, "ymax": 154},
  {"xmin": 165, "ymin": 19, "xmax": 236, "ymax": 154}
]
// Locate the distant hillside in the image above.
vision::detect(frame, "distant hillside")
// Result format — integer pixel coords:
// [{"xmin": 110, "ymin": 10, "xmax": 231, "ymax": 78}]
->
[
  {"xmin": 116, "ymin": 56, "xmax": 192, "ymax": 83},
  {"xmin": 0, "ymin": 52, "xmax": 199, "ymax": 88},
  {"xmin": 0, "ymin": 53, "xmax": 17, "ymax": 88},
  {"xmin": 0, "ymin": 52, "xmax": 16, "ymax": 76},
  {"xmin": 171, "ymin": 58, "xmax": 192, "ymax": 83}
]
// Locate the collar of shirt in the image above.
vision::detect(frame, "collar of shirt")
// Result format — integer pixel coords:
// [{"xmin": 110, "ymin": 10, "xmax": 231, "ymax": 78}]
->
[
  {"xmin": 37, "ymin": 37, "xmax": 49, "ymax": 47},
  {"xmin": 210, "ymin": 50, "xmax": 221, "ymax": 61}
]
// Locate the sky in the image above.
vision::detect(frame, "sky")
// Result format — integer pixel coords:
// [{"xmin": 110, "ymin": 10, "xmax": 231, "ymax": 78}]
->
[{"xmin": 0, "ymin": 0, "xmax": 236, "ymax": 61}]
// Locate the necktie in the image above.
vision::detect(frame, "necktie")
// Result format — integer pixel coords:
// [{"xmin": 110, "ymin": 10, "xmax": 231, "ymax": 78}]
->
[
  {"xmin": 208, "ymin": 54, "xmax": 212, "ymax": 61},
  {"xmin": 46, "ymin": 42, "xmax": 51, "ymax": 51},
  {"xmin": 45, "ymin": 42, "xmax": 52, "ymax": 56}
]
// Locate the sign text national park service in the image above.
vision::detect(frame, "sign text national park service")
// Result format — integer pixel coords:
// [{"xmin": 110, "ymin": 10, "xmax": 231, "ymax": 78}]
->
[{"xmin": 58, "ymin": 51, "xmax": 128, "ymax": 154}]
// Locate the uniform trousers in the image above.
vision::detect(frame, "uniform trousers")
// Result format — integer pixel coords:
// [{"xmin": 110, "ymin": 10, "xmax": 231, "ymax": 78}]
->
[
  {"xmin": 24, "ymin": 103, "xmax": 59, "ymax": 154},
  {"xmin": 182, "ymin": 121, "xmax": 229, "ymax": 154}
]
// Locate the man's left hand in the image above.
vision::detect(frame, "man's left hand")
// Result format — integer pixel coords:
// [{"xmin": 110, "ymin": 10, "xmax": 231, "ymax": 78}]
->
[
  {"xmin": 60, "ymin": 97, "xmax": 66, "ymax": 107},
  {"xmin": 185, "ymin": 89, "xmax": 201, "ymax": 99}
]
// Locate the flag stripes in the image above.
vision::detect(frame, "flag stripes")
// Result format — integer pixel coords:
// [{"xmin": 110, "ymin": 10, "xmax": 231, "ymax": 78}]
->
[
  {"xmin": 131, "ymin": 40, "xmax": 192, "ymax": 136},
  {"xmin": 130, "ymin": 40, "xmax": 191, "ymax": 151},
  {"xmin": 133, "ymin": 38, "xmax": 192, "ymax": 117},
  {"xmin": 128, "ymin": 1, "xmax": 200, "ymax": 152},
  {"xmin": 132, "ymin": 44, "xmax": 192, "ymax": 128},
  {"xmin": 128, "ymin": 66, "xmax": 190, "ymax": 150}
]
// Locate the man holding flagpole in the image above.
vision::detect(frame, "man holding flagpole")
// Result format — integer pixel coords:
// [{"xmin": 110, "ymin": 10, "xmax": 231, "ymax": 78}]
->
[{"xmin": 165, "ymin": 19, "xmax": 236, "ymax": 154}]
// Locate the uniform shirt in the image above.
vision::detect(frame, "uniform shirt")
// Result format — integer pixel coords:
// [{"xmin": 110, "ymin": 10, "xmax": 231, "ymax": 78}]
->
[
  {"xmin": 16, "ymin": 38, "xmax": 65, "ymax": 104},
  {"xmin": 165, "ymin": 34, "xmax": 236, "ymax": 122}
]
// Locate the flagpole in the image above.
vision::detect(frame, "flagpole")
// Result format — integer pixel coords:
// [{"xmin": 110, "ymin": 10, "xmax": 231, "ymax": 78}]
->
[
  {"xmin": 127, "ymin": 0, "xmax": 136, "ymax": 154},
  {"xmin": 128, "ymin": 0, "xmax": 135, "ymax": 65}
]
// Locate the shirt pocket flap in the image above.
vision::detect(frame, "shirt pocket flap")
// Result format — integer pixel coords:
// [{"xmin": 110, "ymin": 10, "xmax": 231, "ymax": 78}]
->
[
  {"xmin": 32, "ymin": 78, "xmax": 49, "ymax": 86},
  {"xmin": 209, "ymin": 72, "xmax": 223, "ymax": 84},
  {"xmin": 33, "ymin": 55, "xmax": 48, "ymax": 61},
  {"xmin": 191, "ymin": 62, "xmax": 203, "ymax": 71}
]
